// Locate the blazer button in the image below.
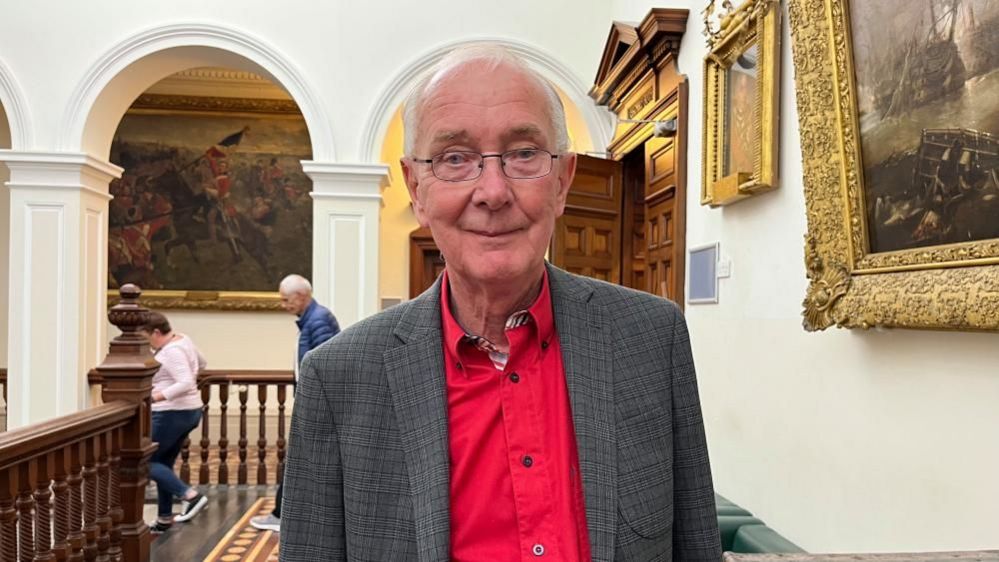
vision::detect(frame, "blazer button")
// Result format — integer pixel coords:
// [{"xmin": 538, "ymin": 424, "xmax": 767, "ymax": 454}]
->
[
  {"xmin": 522, "ymin": 455, "xmax": 533, "ymax": 467},
  {"xmin": 509, "ymin": 372, "xmax": 520, "ymax": 383}
]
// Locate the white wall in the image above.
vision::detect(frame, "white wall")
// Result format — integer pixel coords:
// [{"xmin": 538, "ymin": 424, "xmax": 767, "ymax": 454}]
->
[
  {"xmin": 613, "ymin": 0, "xmax": 999, "ymax": 553},
  {"xmin": 0, "ymin": 104, "xmax": 9, "ymax": 370},
  {"xmin": 156, "ymin": 311, "xmax": 297, "ymax": 369}
]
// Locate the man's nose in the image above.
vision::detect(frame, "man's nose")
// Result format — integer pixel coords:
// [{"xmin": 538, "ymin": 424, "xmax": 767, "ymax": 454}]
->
[{"xmin": 471, "ymin": 156, "xmax": 513, "ymax": 209}]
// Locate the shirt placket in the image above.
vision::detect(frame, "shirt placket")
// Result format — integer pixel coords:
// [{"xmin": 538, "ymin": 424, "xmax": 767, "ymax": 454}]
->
[{"xmin": 498, "ymin": 322, "xmax": 560, "ymax": 561}]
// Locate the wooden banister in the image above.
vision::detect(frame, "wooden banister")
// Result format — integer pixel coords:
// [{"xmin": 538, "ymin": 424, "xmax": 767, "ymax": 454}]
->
[
  {"xmin": 0, "ymin": 403, "xmax": 136, "ymax": 470},
  {"xmin": 1, "ymin": 284, "xmax": 156, "ymax": 562}
]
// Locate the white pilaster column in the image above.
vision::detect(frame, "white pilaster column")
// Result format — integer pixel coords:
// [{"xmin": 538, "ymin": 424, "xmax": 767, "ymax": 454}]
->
[
  {"xmin": 1, "ymin": 151, "xmax": 120, "ymax": 428},
  {"xmin": 302, "ymin": 162, "xmax": 388, "ymax": 329}
]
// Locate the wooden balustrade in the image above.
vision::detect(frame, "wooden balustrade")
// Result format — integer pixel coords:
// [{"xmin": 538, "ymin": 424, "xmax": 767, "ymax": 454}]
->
[
  {"xmin": 0, "ymin": 285, "xmax": 158, "ymax": 562},
  {"xmin": 90, "ymin": 369, "xmax": 296, "ymax": 488},
  {"xmin": 185, "ymin": 370, "xmax": 294, "ymax": 487}
]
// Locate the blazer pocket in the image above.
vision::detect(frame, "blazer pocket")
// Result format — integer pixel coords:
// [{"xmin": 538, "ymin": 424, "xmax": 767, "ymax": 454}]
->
[{"xmin": 617, "ymin": 405, "xmax": 673, "ymax": 539}]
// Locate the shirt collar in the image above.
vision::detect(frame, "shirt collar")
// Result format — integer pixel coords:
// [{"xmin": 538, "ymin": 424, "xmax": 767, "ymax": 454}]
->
[{"xmin": 440, "ymin": 268, "xmax": 556, "ymax": 365}]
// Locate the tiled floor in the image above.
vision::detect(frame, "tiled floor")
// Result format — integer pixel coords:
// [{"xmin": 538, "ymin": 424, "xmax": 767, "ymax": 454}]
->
[{"xmin": 148, "ymin": 486, "xmax": 275, "ymax": 562}]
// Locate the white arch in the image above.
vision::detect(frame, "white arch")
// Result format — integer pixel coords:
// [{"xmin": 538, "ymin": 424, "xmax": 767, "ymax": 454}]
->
[
  {"xmin": 358, "ymin": 36, "xmax": 614, "ymax": 162},
  {"xmin": 0, "ymin": 56, "xmax": 33, "ymax": 149},
  {"xmin": 59, "ymin": 22, "xmax": 335, "ymax": 161}
]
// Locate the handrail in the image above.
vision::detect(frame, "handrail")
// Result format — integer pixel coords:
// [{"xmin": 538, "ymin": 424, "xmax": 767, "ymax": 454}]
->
[
  {"xmin": 88, "ymin": 368, "xmax": 295, "ymax": 388},
  {"xmin": 197, "ymin": 369, "xmax": 294, "ymax": 386},
  {"xmin": 0, "ymin": 401, "xmax": 136, "ymax": 471}
]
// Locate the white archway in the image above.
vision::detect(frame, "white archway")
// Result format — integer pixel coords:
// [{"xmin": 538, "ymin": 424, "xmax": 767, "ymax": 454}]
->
[
  {"xmin": 0, "ymin": 56, "xmax": 33, "ymax": 149},
  {"xmin": 59, "ymin": 22, "xmax": 335, "ymax": 161},
  {"xmin": 358, "ymin": 36, "xmax": 615, "ymax": 162}
]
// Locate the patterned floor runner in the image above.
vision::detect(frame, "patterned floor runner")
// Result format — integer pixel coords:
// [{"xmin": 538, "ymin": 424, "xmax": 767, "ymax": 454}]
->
[{"xmin": 202, "ymin": 497, "xmax": 279, "ymax": 562}]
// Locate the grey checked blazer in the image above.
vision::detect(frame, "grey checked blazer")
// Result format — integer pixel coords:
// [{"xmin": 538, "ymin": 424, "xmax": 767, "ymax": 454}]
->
[{"xmin": 281, "ymin": 264, "xmax": 721, "ymax": 562}]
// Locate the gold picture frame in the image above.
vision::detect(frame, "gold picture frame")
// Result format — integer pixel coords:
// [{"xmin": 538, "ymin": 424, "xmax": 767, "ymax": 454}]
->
[
  {"xmin": 106, "ymin": 93, "xmax": 313, "ymax": 311},
  {"xmin": 790, "ymin": 0, "xmax": 999, "ymax": 331},
  {"xmin": 702, "ymin": 0, "xmax": 781, "ymax": 207}
]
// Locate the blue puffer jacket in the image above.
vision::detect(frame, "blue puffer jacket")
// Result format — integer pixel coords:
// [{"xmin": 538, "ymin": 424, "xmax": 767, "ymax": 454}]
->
[{"xmin": 296, "ymin": 299, "xmax": 340, "ymax": 365}]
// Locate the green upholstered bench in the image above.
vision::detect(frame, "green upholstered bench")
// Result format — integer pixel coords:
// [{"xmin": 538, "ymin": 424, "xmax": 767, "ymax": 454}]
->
[
  {"xmin": 719, "ymin": 516, "xmax": 765, "ymax": 551},
  {"xmin": 716, "ymin": 493, "xmax": 753, "ymax": 516},
  {"xmin": 714, "ymin": 494, "xmax": 803, "ymax": 554},
  {"xmin": 731, "ymin": 524, "xmax": 805, "ymax": 553}
]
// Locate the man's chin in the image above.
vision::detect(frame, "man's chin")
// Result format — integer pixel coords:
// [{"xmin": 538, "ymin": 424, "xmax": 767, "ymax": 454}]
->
[{"xmin": 453, "ymin": 256, "xmax": 543, "ymax": 285}]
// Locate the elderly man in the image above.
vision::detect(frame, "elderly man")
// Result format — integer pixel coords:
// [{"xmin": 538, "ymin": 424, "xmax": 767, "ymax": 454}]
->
[
  {"xmin": 282, "ymin": 45, "xmax": 720, "ymax": 561},
  {"xmin": 250, "ymin": 273, "xmax": 339, "ymax": 533},
  {"xmin": 279, "ymin": 274, "xmax": 341, "ymax": 367}
]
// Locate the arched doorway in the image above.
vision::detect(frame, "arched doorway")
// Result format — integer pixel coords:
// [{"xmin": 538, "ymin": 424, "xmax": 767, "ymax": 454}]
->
[
  {"xmin": 3, "ymin": 24, "xmax": 339, "ymax": 426},
  {"xmin": 106, "ymin": 67, "xmax": 315, "ymax": 368}
]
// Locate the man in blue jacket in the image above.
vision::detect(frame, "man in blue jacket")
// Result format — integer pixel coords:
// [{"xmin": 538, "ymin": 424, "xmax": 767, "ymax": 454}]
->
[{"xmin": 251, "ymin": 273, "xmax": 340, "ymax": 532}]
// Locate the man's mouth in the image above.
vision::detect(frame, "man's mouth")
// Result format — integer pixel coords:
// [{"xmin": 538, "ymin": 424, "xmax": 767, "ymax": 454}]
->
[{"xmin": 469, "ymin": 228, "xmax": 521, "ymax": 238}]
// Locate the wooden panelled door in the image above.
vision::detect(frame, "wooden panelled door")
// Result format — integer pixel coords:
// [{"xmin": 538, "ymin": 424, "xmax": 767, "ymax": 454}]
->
[
  {"xmin": 644, "ymin": 135, "xmax": 684, "ymax": 303},
  {"xmin": 552, "ymin": 155, "xmax": 623, "ymax": 284},
  {"xmin": 552, "ymin": 141, "xmax": 685, "ymax": 305}
]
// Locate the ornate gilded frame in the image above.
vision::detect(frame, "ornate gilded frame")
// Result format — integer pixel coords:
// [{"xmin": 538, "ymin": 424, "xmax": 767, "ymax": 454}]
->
[
  {"xmin": 790, "ymin": 0, "xmax": 999, "ymax": 331},
  {"xmin": 107, "ymin": 289, "xmax": 282, "ymax": 311},
  {"xmin": 106, "ymin": 93, "xmax": 309, "ymax": 312},
  {"xmin": 702, "ymin": 0, "xmax": 781, "ymax": 207}
]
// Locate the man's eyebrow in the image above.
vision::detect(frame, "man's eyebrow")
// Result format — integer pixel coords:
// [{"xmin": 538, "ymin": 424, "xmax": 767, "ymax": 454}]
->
[
  {"xmin": 430, "ymin": 130, "xmax": 472, "ymax": 146},
  {"xmin": 506, "ymin": 124, "xmax": 545, "ymax": 138}
]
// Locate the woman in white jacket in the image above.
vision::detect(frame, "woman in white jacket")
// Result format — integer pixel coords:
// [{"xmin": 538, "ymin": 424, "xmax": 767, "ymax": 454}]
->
[{"xmin": 141, "ymin": 311, "xmax": 209, "ymax": 533}]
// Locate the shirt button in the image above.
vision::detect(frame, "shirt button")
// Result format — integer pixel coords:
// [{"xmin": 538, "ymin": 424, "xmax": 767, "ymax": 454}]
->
[
  {"xmin": 532, "ymin": 543, "xmax": 545, "ymax": 556},
  {"xmin": 522, "ymin": 455, "xmax": 533, "ymax": 468},
  {"xmin": 509, "ymin": 372, "xmax": 520, "ymax": 383}
]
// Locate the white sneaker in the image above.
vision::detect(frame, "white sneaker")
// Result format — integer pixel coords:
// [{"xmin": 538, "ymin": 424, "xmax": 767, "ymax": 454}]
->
[
  {"xmin": 174, "ymin": 493, "xmax": 208, "ymax": 522},
  {"xmin": 250, "ymin": 513, "xmax": 281, "ymax": 532}
]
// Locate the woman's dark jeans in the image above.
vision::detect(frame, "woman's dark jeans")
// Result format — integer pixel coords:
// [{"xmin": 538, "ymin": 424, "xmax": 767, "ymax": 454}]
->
[{"xmin": 149, "ymin": 409, "xmax": 202, "ymax": 518}]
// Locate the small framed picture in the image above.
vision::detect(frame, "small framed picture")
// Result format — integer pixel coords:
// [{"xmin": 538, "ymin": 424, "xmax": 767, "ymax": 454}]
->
[{"xmin": 688, "ymin": 243, "xmax": 720, "ymax": 304}]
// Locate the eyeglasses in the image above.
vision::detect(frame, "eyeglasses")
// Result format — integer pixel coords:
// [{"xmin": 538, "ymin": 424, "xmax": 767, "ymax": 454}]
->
[{"xmin": 414, "ymin": 149, "xmax": 559, "ymax": 182}]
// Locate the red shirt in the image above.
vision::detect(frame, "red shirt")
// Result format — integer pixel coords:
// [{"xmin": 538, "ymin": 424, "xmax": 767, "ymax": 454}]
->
[{"xmin": 441, "ymin": 270, "xmax": 591, "ymax": 562}]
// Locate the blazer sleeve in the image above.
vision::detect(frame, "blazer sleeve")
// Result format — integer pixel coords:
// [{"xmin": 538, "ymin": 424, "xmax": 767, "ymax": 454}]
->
[
  {"xmin": 280, "ymin": 353, "xmax": 346, "ymax": 561},
  {"xmin": 668, "ymin": 309, "xmax": 722, "ymax": 560}
]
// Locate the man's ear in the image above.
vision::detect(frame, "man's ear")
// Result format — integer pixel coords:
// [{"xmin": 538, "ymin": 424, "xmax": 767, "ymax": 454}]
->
[
  {"xmin": 553, "ymin": 152, "xmax": 576, "ymax": 218},
  {"xmin": 401, "ymin": 157, "xmax": 430, "ymax": 227}
]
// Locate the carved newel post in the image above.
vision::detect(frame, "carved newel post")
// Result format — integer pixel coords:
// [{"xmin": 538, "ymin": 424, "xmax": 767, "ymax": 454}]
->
[{"xmin": 93, "ymin": 285, "xmax": 159, "ymax": 562}]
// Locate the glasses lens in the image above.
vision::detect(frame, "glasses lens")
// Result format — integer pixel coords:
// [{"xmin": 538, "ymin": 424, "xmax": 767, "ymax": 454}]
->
[
  {"xmin": 502, "ymin": 149, "xmax": 552, "ymax": 179},
  {"xmin": 432, "ymin": 152, "xmax": 481, "ymax": 181}
]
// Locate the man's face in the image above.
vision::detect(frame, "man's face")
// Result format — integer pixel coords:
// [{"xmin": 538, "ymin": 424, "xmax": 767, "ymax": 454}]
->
[
  {"xmin": 280, "ymin": 291, "xmax": 309, "ymax": 316},
  {"xmin": 402, "ymin": 62, "xmax": 576, "ymax": 287}
]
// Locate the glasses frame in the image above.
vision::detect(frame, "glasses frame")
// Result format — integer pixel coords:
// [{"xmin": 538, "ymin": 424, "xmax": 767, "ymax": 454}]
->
[{"xmin": 413, "ymin": 149, "xmax": 560, "ymax": 182}]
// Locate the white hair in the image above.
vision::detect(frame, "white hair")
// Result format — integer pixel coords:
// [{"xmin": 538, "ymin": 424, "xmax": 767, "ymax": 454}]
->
[
  {"xmin": 402, "ymin": 44, "xmax": 570, "ymax": 157},
  {"xmin": 279, "ymin": 274, "xmax": 312, "ymax": 296}
]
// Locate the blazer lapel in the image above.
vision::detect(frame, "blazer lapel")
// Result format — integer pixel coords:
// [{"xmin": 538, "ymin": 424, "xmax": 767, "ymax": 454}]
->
[
  {"xmin": 547, "ymin": 264, "xmax": 618, "ymax": 562},
  {"xmin": 383, "ymin": 279, "xmax": 451, "ymax": 562}
]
